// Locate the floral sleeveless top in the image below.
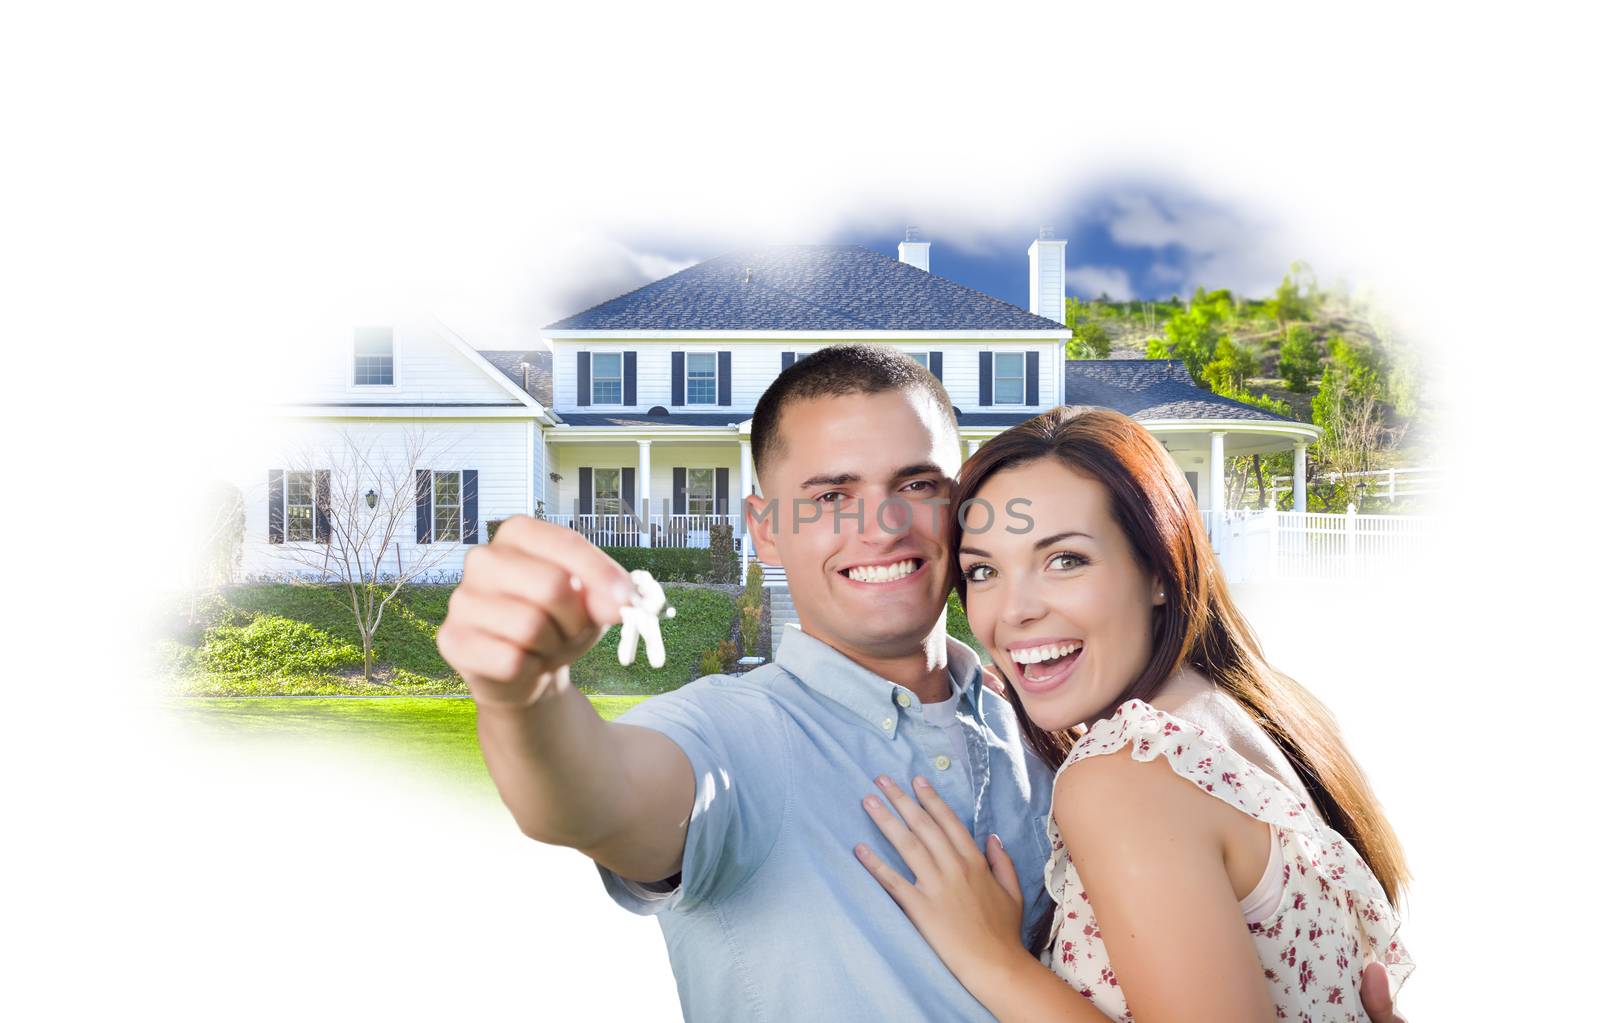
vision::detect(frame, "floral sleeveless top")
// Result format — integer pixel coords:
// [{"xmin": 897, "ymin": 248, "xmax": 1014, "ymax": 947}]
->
[{"xmin": 1038, "ymin": 699, "xmax": 1413, "ymax": 1021}]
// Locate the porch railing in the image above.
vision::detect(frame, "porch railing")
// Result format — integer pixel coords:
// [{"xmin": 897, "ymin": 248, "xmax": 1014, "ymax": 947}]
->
[{"xmin": 543, "ymin": 513, "xmax": 741, "ymax": 549}]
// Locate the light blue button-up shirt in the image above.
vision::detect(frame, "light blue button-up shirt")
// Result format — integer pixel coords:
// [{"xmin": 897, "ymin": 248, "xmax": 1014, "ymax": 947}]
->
[{"xmin": 597, "ymin": 624, "xmax": 1057, "ymax": 1022}]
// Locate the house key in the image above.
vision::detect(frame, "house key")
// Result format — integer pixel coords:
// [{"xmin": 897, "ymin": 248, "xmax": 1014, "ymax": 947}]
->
[{"xmin": 617, "ymin": 569, "xmax": 676, "ymax": 669}]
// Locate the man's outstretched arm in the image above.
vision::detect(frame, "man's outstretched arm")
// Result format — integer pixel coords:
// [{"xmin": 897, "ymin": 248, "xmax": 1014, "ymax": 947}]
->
[{"xmin": 437, "ymin": 516, "xmax": 696, "ymax": 883}]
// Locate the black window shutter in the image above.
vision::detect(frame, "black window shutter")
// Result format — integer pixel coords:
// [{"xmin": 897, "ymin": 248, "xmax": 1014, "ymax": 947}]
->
[
  {"xmin": 577, "ymin": 351, "xmax": 591, "ymax": 407},
  {"xmin": 929, "ymin": 351, "xmax": 942, "ymax": 381},
  {"xmin": 979, "ymin": 352, "xmax": 993, "ymax": 406},
  {"xmin": 671, "ymin": 352, "xmax": 685, "ymax": 405},
  {"xmin": 717, "ymin": 351, "xmax": 732, "ymax": 405},
  {"xmin": 673, "ymin": 467, "xmax": 687, "ymax": 518},
  {"xmin": 314, "ymin": 470, "xmax": 331, "ymax": 544},
  {"xmin": 462, "ymin": 470, "xmax": 479, "ymax": 544},
  {"xmin": 415, "ymin": 470, "xmax": 432, "ymax": 543},
  {"xmin": 268, "ymin": 470, "xmax": 284, "ymax": 543},
  {"xmin": 715, "ymin": 468, "xmax": 729, "ymax": 517},
  {"xmin": 1025, "ymin": 351, "xmax": 1040, "ymax": 405},
  {"xmin": 781, "ymin": 351, "xmax": 795, "ymax": 371},
  {"xmin": 621, "ymin": 467, "xmax": 636, "ymax": 517},
  {"xmin": 578, "ymin": 467, "xmax": 593, "ymax": 516},
  {"xmin": 623, "ymin": 351, "xmax": 636, "ymax": 405}
]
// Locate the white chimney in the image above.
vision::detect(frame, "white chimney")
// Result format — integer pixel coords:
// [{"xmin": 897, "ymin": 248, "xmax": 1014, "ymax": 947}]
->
[
  {"xmin": 1028, "ymin": 228, "xmax": 1068, "ymax": 324},
  {"xmin": 898, "ymin": 225, "xmax": 930, "ymax": 272}
]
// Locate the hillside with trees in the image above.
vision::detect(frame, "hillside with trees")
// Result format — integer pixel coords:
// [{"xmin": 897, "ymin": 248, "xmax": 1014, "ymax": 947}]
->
[{"xmin": 1063, "ymin": 263, "xmax": 1433, "ymax": 513}]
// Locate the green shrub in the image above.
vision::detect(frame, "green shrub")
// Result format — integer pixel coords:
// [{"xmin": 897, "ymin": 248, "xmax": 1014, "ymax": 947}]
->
[
  {"xmin": 707, "ymin": 524, "xmax": 737, "ymax": 583},
  {"xmin": 742, "ymin": 559, "xmax": 764, "ymax": 604},
  {"xmin": 716, "ymin": 638, "xmax": 739, "ymax": 671},
  {"xmin": 199, "ymin": 615, "xmax": 364, "ymax": 678},
  {"xmin": 570, "ymin": 585, "xmax": 737, "ymax": 695},
  {"xmin": 600, "ymin": 546, "xmax": 713, "ymax": 582},
  {"xmin": 698, "ymin": 646, "xmax": 724, "ymax": 677},
  {"xmin": 945, "ymin": 591, "xmax": 979, "ymax": 652},
  {"xmin": 740, "ymin": 603, "xmax": 761, "ymax": 657}
]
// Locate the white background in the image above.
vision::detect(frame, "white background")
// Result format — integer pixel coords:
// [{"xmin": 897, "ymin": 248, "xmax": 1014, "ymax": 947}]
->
[{"xmin": 6, "ymin": 2, "xmax": 1595, "ymax": 1018}]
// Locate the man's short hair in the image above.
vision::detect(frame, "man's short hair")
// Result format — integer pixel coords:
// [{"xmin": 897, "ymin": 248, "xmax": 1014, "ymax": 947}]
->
[{"xmin": 750, "ymin": 344, "xmax": 960, "ymax": 484}]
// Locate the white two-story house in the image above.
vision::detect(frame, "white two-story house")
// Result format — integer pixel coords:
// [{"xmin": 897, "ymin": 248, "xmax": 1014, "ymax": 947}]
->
[{"xmin": 238, "ymin": 235, "xmax": 1318, "ymax": 582}]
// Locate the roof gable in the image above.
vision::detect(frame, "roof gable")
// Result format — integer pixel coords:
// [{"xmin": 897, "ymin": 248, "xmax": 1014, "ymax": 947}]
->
[
  {"xmin": 546, "ymin": 244, "xmax": 1067, "ymax": 332},
  {"xmin": 1062, "ymin": 360, "xmax": 1300, "ymax": 423}
]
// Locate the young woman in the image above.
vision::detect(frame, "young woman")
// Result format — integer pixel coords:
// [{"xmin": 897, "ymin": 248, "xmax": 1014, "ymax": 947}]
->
[{"xmin": 853, "ymin": 407, "xmax": 1413, "ymax": 1022}]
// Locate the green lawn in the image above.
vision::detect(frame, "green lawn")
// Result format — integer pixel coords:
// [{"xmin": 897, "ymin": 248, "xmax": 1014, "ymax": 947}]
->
[
  {"xmin": 170, "ymin": 695, "xmax": 649, "ymax": 797},
  {"xmin": 160, "ymin": 583, "xmax": 736, "ymax": 697}
]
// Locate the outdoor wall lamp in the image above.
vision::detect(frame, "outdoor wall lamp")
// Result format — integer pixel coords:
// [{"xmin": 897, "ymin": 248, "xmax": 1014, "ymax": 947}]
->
[{"xmin": 365, "ymin": 489, "xmax": 378, "ymax": 509}]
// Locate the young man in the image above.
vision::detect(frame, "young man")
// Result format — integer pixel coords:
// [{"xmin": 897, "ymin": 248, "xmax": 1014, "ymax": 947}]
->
[{"xmin": 437, "ymin": 345, "xmax": 1406, "ymax": 1022}]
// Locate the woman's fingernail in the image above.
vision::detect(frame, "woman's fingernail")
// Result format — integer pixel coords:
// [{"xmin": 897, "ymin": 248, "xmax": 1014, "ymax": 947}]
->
[
  {"xmin": 854, "ymin": 844, "xmax": 868, "ymax": 860},
  {"xmin": 913, "ymin": 776, "xmax": 930, "ymax": 790},
  {"xmin": 863, "ymin": 796, "xmax": 881, "ymax": 810},
  {"xmin": 875, "ymin": 775, "xmax": 890, "ymax": 788},
  {"xmin": 991, "ymin": 834, "xmax": 1004, "ymax": 849}
]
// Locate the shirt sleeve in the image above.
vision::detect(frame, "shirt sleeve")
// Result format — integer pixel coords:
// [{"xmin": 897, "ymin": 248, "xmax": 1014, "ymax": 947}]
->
[{"xmin": 595, "ymin": 675, "xmax": 791, "ymax": 916}]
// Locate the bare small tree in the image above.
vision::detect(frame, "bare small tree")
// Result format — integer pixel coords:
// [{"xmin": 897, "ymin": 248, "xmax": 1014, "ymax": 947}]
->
[
  {"xmin": 269, "ymin": 426, "xmax": 471, "ymax": 684},
  {"xmin": 1313, "ymin": 384, "xmax": 1402, "ymax": 512}
]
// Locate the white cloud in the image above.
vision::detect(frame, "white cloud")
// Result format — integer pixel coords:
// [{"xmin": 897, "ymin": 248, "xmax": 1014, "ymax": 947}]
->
[{"xmin": 1066, "ymin": 264, "xmax": 1135, "ymax": 300}]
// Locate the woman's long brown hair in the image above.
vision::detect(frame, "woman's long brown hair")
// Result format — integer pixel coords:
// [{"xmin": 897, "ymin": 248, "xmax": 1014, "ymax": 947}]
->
[{"xmin": 950, "ymin": 408, "xmax": 1409, "ymax": 952}]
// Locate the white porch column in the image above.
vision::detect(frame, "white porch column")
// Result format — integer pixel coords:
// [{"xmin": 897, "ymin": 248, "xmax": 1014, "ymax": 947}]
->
[
  {"xmin": 1209, "ymin": 431, "xmax": 1226, "ymax": 514},
  {"xmin": 738, "ymin": 438, "xmax": 754, "ymax": 534},
  {"xmin": 1292, "ymin": 442, "xmax": 1307, "ymax": 513},
  {"xmin": 637, "ymin": 440, "xmax": 653, "ymax": 547}
]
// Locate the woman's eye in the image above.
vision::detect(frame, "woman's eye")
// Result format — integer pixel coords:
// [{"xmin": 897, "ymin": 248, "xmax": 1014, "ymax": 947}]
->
[
  {"xmin": 962, "ymin": 563, "xmax": 994, "ymax": 583},
  {"xmin": 1047, "ymin": 552, "xmax": 1087, "ymax": 571}
]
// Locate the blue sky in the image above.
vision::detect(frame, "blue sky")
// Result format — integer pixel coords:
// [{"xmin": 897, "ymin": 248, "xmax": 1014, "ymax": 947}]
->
[{"xmin": 557, "ymin": 185, "xmax": 1301, "ymax": 323}]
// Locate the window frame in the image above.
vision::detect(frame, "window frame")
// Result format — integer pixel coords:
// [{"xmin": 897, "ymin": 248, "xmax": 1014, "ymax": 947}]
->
[
  {"xmin": 906, "ymin": 352, "xmax": 929, "ymax": 369},
  {"xmin": 685, "ymin": 467, "xmax": 716, "ymax": 517},
  {"xmin": 432, "ymin": 469, "xmax": 463, "ymax": 543},
  {"xmin": 284, "ymin": 469, "xmax": 315, "ymax": 542},
  {"xmin": 349, "ymin": 326, "xmax": 400, "ymax": 392},
  {"xmin": 590, "ymin": 351, "xmax": 623, "ymax": 405},
  {"xmin": 593, "ymin": 467, "xmax": 622, "ymax": 517},
  {"xmin": 685, "ymin": 352, "xmax": 718, "ymax": 405},
  {"xmin": 993, "ymin": 351, "xmax": 1026, "ymax": 405}
]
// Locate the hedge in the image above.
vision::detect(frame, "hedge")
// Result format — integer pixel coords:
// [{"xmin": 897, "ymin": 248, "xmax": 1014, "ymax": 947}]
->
[{"xmin": 600, "ymin": 546, "xmax": 714, "ymax": 582}]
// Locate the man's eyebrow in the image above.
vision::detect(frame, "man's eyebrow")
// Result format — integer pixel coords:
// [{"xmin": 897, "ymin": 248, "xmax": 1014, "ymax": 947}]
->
[
  {"xmin": 959, "ymin": 531, "xmax": 1094, "ymax": 558},
  {"xmin": 796, "ymin": 463, "xmax": 947, "ymax": 490}
]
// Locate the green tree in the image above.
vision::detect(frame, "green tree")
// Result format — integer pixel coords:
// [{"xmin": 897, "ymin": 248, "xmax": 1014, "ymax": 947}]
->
[
  {"xmin": 1265, "ymin": 260, "xmax": 1319, "ymax": 325},
  {"xmin": 1200, "ymin": 335, "xmax": 1259, "ymax": 394},
  {"xmin": 1063, "ymin": 297, "xmax": 1111, "ymax": 359},
  {"xmin": 1278, "ymin": 324, "xmax": 1321, "ymax": 393},
  {"xmin": 1148, "ymin": 287, "xmax": 1234, "ymax": 380}
]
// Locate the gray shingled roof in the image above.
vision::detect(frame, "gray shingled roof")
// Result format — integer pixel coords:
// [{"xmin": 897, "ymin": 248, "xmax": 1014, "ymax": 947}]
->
[
  {"xmin": 1063, "ymin": 360, "xmax": 1301, "ymax": 423},
  {"xmin": 545, "ymin": 245, "xmax": 1068, "ymax": 332},
  {"xmin": 557, "ymin": 412, "xmax": 749, "ymax": 428},
  {"xmin": 478, "ymin": 349, "xmax": 553, "ymax": 406}
]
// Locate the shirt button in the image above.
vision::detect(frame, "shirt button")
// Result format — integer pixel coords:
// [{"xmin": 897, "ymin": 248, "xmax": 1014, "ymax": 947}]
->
[
  {"xmin": 895, "ymin": 691, "xmax": 912, "ymax": 708},
  {"xmin": 881, "ymin": 717, "xmax": 894, "ymax": 731},
  {"xmin": 934, "ymin": 755, "xmax": 952, "ymax": 771}
]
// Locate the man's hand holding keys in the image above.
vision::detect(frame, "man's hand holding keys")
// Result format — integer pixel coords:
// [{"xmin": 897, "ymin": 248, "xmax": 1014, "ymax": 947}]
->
[{"xmin": 437, "ymin": 515, "xmax": 637, "ymax": 711}]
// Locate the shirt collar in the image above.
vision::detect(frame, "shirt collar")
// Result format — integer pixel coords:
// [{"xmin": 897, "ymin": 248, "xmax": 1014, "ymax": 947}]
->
[{"xmin": 774, "ymin": 623, "xmax": 985, "ymax": 739}]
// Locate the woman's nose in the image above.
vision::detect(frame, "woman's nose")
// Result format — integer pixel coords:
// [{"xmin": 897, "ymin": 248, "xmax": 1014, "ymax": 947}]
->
[{"xmin": 998, "ymin": 576, "xmax": 1046, "ymax": 628}]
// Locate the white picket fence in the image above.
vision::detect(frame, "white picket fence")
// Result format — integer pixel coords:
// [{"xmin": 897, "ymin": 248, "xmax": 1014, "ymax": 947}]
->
[{"xmin": 1201, "ymin": 507, "xmax": 1434, "ymax": 583}]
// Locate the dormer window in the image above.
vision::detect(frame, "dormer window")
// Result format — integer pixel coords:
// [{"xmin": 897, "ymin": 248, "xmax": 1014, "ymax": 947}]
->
[
  {"xmin": 686, "ymin": 352, "xmax": 718, "ymax": 404},
  {"xmin": 993, "ymin": 352, "xmax": 1025, "ymax": 404},
  {"xmin": 354, "ymin": 327, "xmax": 395, "ymax": 385},
  {"xmin": 591, "ymin": 352, "xmax": 623, "ymax": 404}
]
